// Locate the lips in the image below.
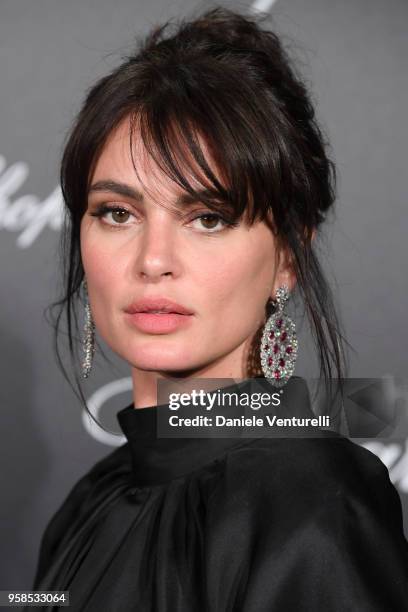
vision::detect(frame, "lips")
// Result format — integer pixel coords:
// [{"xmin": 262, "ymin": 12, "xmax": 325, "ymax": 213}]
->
[{"xmin": 125, "ymin": 297, "xmax": 194, "ymax": 316}]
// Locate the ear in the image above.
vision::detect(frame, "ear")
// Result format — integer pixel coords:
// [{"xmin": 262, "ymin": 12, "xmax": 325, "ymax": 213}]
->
[
  {"xmin": 270, "ymin": 244, "xmax": 296, "ymax": 300},
  {"xmin": 270, "ymin": 228, "xmax": 317, "ymax": 300}
]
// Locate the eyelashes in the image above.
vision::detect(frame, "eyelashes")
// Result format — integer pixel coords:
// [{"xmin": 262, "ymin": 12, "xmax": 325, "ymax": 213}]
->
[
  {"xmin": 88, "ymin": 203, "xmax": 239, "ymax": 233},
  {"xmin": 89, "ymin": 205, "xmax": 132, "ymax": 226}
]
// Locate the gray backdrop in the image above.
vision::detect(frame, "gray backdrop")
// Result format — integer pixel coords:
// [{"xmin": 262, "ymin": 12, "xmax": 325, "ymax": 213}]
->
[{"xmin": 1, "ymin": 0, "xmax": 407, "ymax": 591}]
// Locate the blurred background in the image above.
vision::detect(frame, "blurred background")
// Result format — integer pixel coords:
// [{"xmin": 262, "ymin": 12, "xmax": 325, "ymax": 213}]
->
[{"xmin": 1, "ymin": 0, "xmax": 407, "ymax": 589}]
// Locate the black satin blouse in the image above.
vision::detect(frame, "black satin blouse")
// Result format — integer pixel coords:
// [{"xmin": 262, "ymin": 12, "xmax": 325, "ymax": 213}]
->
[{"xmin": 28, "ymin": 377, "xmax": 408, "ymax": 611}]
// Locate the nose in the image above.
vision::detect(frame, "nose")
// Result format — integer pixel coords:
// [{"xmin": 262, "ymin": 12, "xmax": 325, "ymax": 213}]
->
[
  {"xmin": 136, "ymin": 211, "xmax": 180, "ymax": 282},
  {"xmin": 140, "ymin": 269, "xmax": 172, "ymax": 281}
]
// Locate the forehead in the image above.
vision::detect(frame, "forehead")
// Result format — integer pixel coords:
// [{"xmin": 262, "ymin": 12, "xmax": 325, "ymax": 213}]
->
[{"xmin": 89, "ymin": 115, "xmax": 224, "ymax": 202}]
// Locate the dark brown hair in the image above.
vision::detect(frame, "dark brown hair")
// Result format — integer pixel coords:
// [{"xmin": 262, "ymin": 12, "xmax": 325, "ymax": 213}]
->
[{"xmin": 47, "ymin": 6, "xmax": 350, "ymax": 421}]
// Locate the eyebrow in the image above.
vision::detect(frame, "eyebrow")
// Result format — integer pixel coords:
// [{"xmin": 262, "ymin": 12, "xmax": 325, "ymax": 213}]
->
[{"xmin": 88, "ymin": 179, "xmax": 218, "ymax": 207}]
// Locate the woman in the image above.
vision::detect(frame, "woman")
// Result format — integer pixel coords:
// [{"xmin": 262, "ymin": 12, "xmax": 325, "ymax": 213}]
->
[{"xmin": 29, "ymin": 6, "xmax": 408, "ymax": 611}]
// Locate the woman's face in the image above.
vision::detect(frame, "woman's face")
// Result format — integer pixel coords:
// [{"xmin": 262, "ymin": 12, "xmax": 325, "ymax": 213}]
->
[{"xmin": 80, "ymin": 117, "xmax": 294, "ymax": 381}]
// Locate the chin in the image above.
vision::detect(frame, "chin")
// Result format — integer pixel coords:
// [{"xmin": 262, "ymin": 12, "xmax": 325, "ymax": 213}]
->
[{"xmin": 127, "ymin": 352, "xmax": 195, "ymax": 372}]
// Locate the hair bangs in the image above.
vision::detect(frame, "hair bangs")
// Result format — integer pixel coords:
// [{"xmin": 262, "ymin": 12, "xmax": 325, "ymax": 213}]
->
[{"xmin": 126, "ymin": 95, "xmax": 270, "ymax": 227}]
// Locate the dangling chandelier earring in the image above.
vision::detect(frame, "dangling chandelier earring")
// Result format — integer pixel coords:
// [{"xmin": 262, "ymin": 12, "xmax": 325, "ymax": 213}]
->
[
  {"xmin": 82, "ymin": 278, "xmax": 95, "ymax": 379},
  {"xmin": 260, "ymin": 284, "xmax": 298, "ymax": 387}
]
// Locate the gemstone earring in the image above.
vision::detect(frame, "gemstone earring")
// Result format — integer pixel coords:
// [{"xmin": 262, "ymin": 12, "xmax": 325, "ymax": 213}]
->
[
  {"xmin": 260, "ymin": 284, "xmax": 298, "ymax": 387},
  {"xmin": 82, "ymin": 279, "xmax": 95, "ymax": 379}
]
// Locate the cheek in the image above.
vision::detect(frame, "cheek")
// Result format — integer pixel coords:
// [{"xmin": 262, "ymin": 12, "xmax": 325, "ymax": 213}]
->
[
  {"xmin": 80, "ymin": 226, "xmax": 124, "ymax": 298},
  {"xmin": 196, "ymin": 247, "xmax": 272, "ymax": 322}
]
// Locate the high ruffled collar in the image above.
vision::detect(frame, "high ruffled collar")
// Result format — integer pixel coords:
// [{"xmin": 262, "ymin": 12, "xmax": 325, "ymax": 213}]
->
[{"xmin": 116, "ymin": 376, "xmax": 314, "ymax": 486}]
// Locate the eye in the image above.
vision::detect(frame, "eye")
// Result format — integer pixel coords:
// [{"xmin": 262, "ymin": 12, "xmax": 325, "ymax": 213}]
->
[
  {"xmin": 189, "ymin": 212, "xmax": 237, "ymax": 233},
  {"xmin": 88, "ymin": 204, "xmax": 135, "ymax": 226},
  {"xmin": 88, "ymin": 204, "xmax": 239, "ymax": 232}
]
